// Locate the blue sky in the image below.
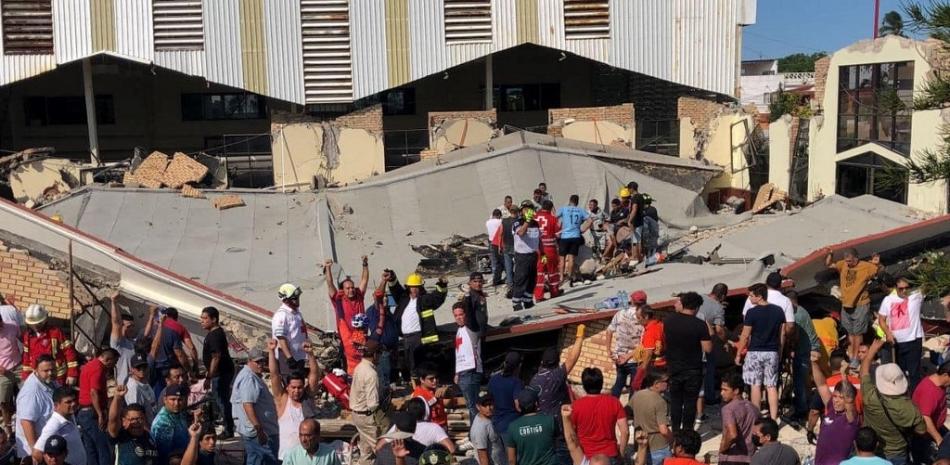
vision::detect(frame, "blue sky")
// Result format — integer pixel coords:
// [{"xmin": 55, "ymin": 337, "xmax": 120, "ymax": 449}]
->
[{"xmin": 742, "ymin": 0, "xmax": 913, "ymax": 60}]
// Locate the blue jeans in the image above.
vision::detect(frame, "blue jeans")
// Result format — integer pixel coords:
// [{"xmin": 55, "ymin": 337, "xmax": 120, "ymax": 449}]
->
[
  {"xmin": 648, "ymin": 446, "xmax": 671, "ymax": 465},
  {"xmin": 457, "ymin": 370, "xmax": 482, "ymax": 420},
  {"xmin": 78, "ymin": 408, "xmax": 114, "ymax": 465},
  {"xmin": 792, "ymin": 347, "xmax": 810, "ymax": 418},
  {"xmin": 611, "ymin": 362, "xmax": 637, "ymax": 397},
  {"xmin": 703, "ymin": 351, "xmax": 721, "ymax": 405},
  {"xmin": 503, "ymin": 253, "xmax": 514, "ymax": 287},
  {"xmin": 211, "ymin": 374, "xmax": 235, "ymax": 434},
  {"xmin": 377, "ymin": 350, "xmax": 392, "ymax": 399},
  {"xmin": 242, "ymin": 433, "xmax": 279, "ymax": 465},
  {"xmin": 886, "ymin": 454, "xmax": 908, "ymax": 465}
]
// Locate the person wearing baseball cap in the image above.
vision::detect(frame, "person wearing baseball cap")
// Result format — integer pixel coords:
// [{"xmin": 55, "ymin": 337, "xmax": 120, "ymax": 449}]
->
[
  {"xmin": 605, "ymin": 291, "xmax": 646, "ymax": 398},
  {"xmin": 41, "ymin": 435, "xmax": 69, "ymax": 465},
  {"xmin": 506, "ymin": 387, "xmax": 558, "ymax": 465},
  {"xmin": 151, "ymin": 383, "xmax": 191, "ymax": 463},
  {"xmin": 232, "ymin": 346, "xmax": 280, "ymax": 464},
  {"xmin": 124, "ymin": 353, "xmax": 155, "ymax": 424}
]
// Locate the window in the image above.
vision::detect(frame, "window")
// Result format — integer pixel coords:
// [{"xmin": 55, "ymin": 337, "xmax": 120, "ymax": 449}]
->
[
  {"xmin": 301, "ymin": 0, "xmax": 353, "ymax": 104},
  {"xmin": 636, "ymin": 120, "xmax": 680, "ymax": 156},
  {"xmin": 24, "ymin": 96, "xmax": 115, "ymax": 126},
  {"xmin": 2, "ymin": 0, "xmax": 53, "ymax": 55},
  {"xmin": 181, "ymin": 93, "xmax": 267, "ymax": 121},
  {"xmin": 564, "ymin": 0, "xmax": 609, "ymax": 39},
  {"xmin": 444, "ymin": 0, "xmax": 492, "ymax": 43},
  {"xmin": 837, "ymin": 61, "xmax": 914, "ymax": 155},
  {"xmin": 836, "ymin": 153, "xmax": 907, "ymax": 204},
  {"xmin": 383, "ymin": 88, "xmax": 415, "ymax": 116},
  {"xmin": 493, "ymin": 84, "xmax": 560, "ymax": 112},
  {"xmin": 153, "ymin": 0, "xmax": 204, "ymax": 51}
]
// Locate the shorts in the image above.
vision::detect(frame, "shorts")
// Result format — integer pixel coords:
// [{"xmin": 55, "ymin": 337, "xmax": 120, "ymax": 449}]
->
[
  {"xmin": 0, "ymin": 369, "xmax": 16, "ymax": 402},
  {"xmin": 558, "ymin": 237, "xmax": 584, "ymax": 256},
  {"xmin": 742, "ymin": 351, "xmax": 780, "ymax": 387},
  {"xmin": 841, "ymin": 304, "xmax": 871, "ymax": 336}
]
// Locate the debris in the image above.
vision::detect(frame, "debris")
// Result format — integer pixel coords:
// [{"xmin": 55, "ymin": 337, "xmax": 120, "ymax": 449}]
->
[
  {"xmin": 180, "ymin": 185, "xmax": 205, "ymax": 199},
  {"xmin": 411, "ymin": 234, "xmax": 491, "ymax": 276},
  {"xmin": 212, "ymin": 195, "xmax": 245, "ymax": 210},
  {"xmin": 0, "ymin": 147, "xmax": 55, "ymax": 174},
  {"xmin": 128, "ymin": 151, "xmax": 170, "ymax": 187},
  {"xmin": 752, "ymin": 183, "xmax": 788, "ymax": 214},
  {"xmin": 162, "ymin": 152, "xmax": 210, "ymax": 188}
]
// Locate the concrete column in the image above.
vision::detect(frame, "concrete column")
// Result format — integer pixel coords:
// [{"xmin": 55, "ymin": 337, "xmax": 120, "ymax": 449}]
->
[
  {"xmin": 484, "ymin": 54, "xmax": 493, "ymax": 110},
  {"xmin": 82, "ymin": 58, "xmax": 101, "ymax": 166}
]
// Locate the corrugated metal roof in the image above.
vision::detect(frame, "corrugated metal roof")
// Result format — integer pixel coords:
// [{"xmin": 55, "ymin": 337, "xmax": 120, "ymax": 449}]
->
[{"xmin": 0, "ymin": 0, "xmax": 754, "ymax": 102}]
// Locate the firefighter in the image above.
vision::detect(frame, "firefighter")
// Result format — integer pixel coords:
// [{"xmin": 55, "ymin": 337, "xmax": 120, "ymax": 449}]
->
[
  {"xmin": 511, "ymin": 201, "xmax": 540, "ymax": 311},
  {"xmin": 392, "ymin": 273, "xmax": 448, "ymax": 384},
  {"xmin": 534, "ymin": 199, "xmax": 561, "ymax": 301},
  {"xmin": 21, "ymin": 304, "xmax": 78, "ymax": 386}
]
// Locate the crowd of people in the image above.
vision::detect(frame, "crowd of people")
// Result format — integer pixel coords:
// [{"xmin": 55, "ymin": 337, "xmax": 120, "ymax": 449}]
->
[{"xmin": 0, "ymin": 180, "xmax": 949, "ymax": 465}]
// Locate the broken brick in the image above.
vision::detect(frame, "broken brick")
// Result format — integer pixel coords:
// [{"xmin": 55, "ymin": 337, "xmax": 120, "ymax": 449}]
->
[
  {"xmin": 162, "ymin": 152, "xmax": 209, "ymax": 189},
  {"xmin": 212, "ymin": 195, "xmax": 245, "ymax": 210},
  {"xmin": 180, "ymin": 184, "xmax": 205, "ymax": 199},
  {"xmin": 132, "ymin": 151, "xmax": 169, "ymax": 186}
]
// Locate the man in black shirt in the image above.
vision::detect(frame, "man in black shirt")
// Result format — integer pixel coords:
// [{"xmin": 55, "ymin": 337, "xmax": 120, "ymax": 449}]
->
[
  {"xmin": 664, "ymin": 292, "xmax": 712, "ymax": 432},
  {"xmin": 626, "ymin": 181, "xmax": 646, "ymax": 262},
  {"xmin": 500, "ymin": 205, "xmax": 519, "ymax": 298},
  {"xmin": 200, "ymin": 307, "xmax": 235, "ymax": 438}
]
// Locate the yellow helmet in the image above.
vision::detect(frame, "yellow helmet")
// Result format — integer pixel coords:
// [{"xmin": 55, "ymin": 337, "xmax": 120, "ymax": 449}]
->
[
  {"xmin": 406, "ymin": 273, "xmax": 424, "ymax": 287},
  {"xmin": 618, "ymin": 187, "xmax": 631, "ymax": 198}
]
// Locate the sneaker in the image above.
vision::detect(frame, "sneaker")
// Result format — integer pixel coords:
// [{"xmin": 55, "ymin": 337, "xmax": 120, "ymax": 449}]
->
[{"xmin": 694, "ymin": 414, "xmax": 709, "ymax": 427}]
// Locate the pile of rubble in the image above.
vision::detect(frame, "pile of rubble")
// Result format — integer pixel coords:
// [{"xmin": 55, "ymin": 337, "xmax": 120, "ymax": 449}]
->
[
  {"xmin": 123, "ymin": 151, "xmax": 244, "ymax": 210},
  {"xmin": 410, "ymin": 234, "xmax": 491, "ymax": 277}
]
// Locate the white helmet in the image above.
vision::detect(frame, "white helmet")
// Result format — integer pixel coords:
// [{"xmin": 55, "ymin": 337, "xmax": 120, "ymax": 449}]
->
[
  {"xmin": 25, "ymin": 304, "xmax": 49, "ymax": 325},
  {"xmin": 278, "ymin": 283, "xmax": 302, "ymax": 301}
]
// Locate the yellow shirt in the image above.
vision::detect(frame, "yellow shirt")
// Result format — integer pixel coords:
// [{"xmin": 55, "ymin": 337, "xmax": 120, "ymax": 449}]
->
[
  {"xmin": 835, "ymin": 260, "xmax": 878, "ymax": 307},
  {"xmin": 812, "ymin": 317, "xmax": 839, "ymax": 357}
]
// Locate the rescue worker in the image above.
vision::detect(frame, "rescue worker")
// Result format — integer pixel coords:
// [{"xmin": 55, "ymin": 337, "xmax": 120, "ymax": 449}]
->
[
  {"xmin": 392, "ymin": 273, "xmax": 448, "ymax": 384},
  {"xmin": 22, "ymin": 304, "xmax": 78, "ymax": 386},
  {"xmin": 534, "ymin": 200, "xmax": 561, "ymax": 301},
  {"xmin": 602, "ymin": 188, "xmax": 632, "ymax": 261},
  {"xmin": 512, "ymin": 200, "xmax": 541, "ymax": 311},
  {"xmin": 273, "ymin": 283, "xmax": 309, "ymax": 376}
]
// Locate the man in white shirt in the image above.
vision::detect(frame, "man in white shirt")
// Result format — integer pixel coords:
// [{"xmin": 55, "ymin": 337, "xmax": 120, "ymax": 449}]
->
[
  {"xmin": 454, "ymin": 304, "xmax": 483, "ymax": 420},
  {"xmin": 33, "ymin": 387, "xmax": 86, "ymax": 465},
  {"xmin": 125, "ymin": 353, "xmax": 157, "ymax": 423},
  {"xmin": 15, "ymin": 354, "xmax": 55, "ymax": 460},
  {"xmin": 877, "ymin": 275, "xmax": 925, "ymax": 391},
  {"xmin": 274, "ymin": 283, "xmax": 308, "ymax": 375}
]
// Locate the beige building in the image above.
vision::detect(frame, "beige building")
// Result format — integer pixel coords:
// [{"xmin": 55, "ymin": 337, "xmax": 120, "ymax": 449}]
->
[{"xmin": 769, "ymin": 36, "xmax": 949, "ymax": 214}]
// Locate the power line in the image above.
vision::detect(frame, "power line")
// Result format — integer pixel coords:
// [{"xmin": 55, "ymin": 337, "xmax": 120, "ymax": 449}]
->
[{"xmin": 744, "ymin": 30, "xmax": 825, "ymax": 54}]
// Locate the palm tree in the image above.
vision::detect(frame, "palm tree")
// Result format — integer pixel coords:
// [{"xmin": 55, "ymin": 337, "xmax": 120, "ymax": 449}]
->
[{"xmin": 879, "ymin": 11, "xmax": 907, "ymax": 37}]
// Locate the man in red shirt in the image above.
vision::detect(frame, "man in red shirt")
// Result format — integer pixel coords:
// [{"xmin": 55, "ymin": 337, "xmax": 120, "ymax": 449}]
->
[
  {"xmin": 534, "ymin": 200, "xmax": 562, "ymax": 301},
  {"xmin": 324, "ymin": 256, "xmax": 370, "ymax": 374},
  {"xmin": 570, "ymin": 367, "xmax": 628, "ymax": 461},
  {"xmin": 77, "ymin": 347, "xmax": 118, "ymax": 465},
  {"xmin": 912, "ymin": 361, "xmax": 950, "ymax": 461},
  {"xmin": 412, "ymin": 363, "xmax": 448, "ymax": 430}
]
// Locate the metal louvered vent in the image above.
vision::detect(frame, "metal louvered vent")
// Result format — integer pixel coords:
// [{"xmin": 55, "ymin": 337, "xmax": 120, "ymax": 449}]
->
[
  {"xmin": 444, "ymin": 0, "xmax": 492, "ymax": 44},
  {"xmin": 563, "ymin": 0, "xmax": 609, "ymax": 39},
  {"xmin": 153, "ymin": 0, "xmax": 204, "ymax": 51},
  {"xmin": 2, "ymin": 0, "xmax": 53, "ymax": 55},
  {"xmin": 301, "ymin": 0, "xmax": 353, "ymax": 104}
]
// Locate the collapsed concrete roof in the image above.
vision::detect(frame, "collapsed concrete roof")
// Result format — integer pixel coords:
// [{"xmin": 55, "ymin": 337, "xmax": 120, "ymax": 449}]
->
[{"xmin": 39, "ymin": 132, "xmax": 727, "ymax": 331}]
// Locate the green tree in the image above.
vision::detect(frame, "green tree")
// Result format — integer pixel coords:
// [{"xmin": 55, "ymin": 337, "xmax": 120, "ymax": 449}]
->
[
  {"xmin": 879, "ymin": 11, "xmax": 907, "ymax": 37},
  {"xmin": 777, "ymin": 52, "xmax": 828, "ymax": 73},
  {"xmin": 768, "ymin": 90, "xmax": 811, "ymax": 122}
]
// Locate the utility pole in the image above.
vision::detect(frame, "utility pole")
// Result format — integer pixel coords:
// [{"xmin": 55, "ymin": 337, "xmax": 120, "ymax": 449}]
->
[
  {"xmin": 873, "ymin": 0, "xmax": 881, "ymax": 38},
  {"xmin": 82, "ymin": 58, "xmax": 101, "ymax": 166}
]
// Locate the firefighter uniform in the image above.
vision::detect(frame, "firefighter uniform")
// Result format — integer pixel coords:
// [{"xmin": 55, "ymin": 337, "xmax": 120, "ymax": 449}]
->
[
  {"xmin": 22, "ymin": 325, "xmax": 78, "ymax": 385},
  {"xmin": 534, "ymin": 209, "xmax": 561, "ymax": 301}
]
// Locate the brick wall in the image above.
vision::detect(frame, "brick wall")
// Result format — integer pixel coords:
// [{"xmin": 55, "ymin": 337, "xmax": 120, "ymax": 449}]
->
[
  {"xmin": 335, "ymin": 104, "xmax": 384, "ymax": 132},
  {"xmin": 547, "ymin": 104, "xmax": 635, "ymax": 137},
  {"xmin": 677, "ymin": 97, "xmax": 722, "ymax": 130},
  {"xmin": 428, "ymin": 109, "xmax": 497, "ymax": 128},
  {"xmin": 789, "ymin": 116, "xmax": 801, "ymax": 159},
  {"xmin": 812, "ymin": 56, "xmax": 831, "ymax": 110},
  {"xmin": 557, "ymin": 319, "xmax": 619, "ymax": 388},
  {"xmin": 0, "ymin": 240, "xmax": 74, "ymax": 319}
]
